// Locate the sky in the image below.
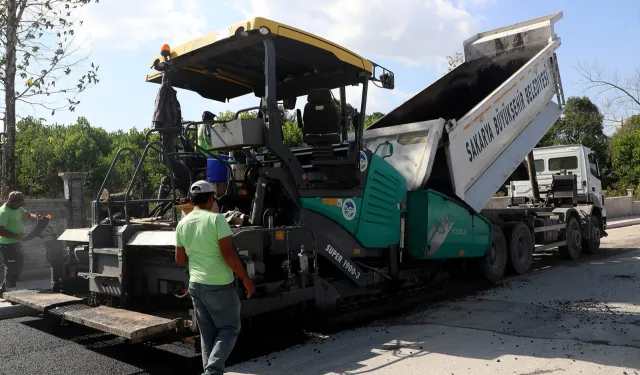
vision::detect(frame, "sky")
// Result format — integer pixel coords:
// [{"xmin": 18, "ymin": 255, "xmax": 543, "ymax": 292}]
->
[{"xmin": 9, "ymin": 0, "xmax": 640, "ymax": 135}]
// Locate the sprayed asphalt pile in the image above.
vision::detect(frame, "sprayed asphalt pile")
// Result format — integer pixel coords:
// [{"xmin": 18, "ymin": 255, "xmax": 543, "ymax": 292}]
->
[{"xmin": 370, "ymin": 48, "xmax": 540, "ymax": 129}]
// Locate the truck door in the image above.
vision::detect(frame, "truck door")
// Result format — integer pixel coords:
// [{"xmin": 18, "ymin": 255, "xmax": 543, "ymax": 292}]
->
[{"xmin": 586, "ymin": 151, "xmax": 605, "ymax": 206}]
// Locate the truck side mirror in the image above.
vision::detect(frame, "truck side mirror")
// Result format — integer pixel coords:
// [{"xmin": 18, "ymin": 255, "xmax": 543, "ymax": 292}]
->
[{"xmin": 283, "ymin": 98, "xmax": 296, "ymax": 110}]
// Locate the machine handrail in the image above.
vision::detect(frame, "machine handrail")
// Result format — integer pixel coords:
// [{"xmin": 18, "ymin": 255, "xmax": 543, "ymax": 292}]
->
[
  {"xmin": 145, "ymin": 125, "xmax": 238, "ymax": 197},
  {"xmin": 95, "ymin": 147, "xmax": 139, "ymax": 203},
  {"xmin": 145, "ymin": 127, "xmax": 182, "ymax": 142},
  {"xmin": 234, "ymin": 106, "xmax": 261, "ymax": 119},
  {"xmin": 124, "ymin": 141, "xmax": 179, "ymax": 225}
]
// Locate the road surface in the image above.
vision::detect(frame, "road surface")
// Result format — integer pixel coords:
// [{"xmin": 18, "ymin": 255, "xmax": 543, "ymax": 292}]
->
[
  {"xmin": 0, "ymin": 225, "xmax": 639, "ymax": 375},
  {"xmin": 226, "ymin": 225, "xmax": 640, "ymax": 374}
]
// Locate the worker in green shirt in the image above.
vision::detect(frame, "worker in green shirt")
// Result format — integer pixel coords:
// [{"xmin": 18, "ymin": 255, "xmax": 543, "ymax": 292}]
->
[
  {"xmin": 198, "ymin": 111, "xmax": 217, "ymax": 156},
  {"xmin": 174, "ymin": 180, "xmax": 255, "ymax": 375},
  {"xmin": 0, "ymin": 191, "xmax": 40, "ymax": 295}
]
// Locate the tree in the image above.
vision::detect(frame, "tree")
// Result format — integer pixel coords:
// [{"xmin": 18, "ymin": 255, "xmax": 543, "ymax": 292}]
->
[
  {"xmin": 16, "ymin": 115, "xmax": 111, "ymax": 197},
  {"xmin": 1, "ymin": 0, "xmax": 100, "ymax": 197},
  {"xmin": 538, "ymin": 96, "xmax": 609, "ymax": 167},
  {"xmin": 609, "ymin": 129, "xmax": 640, "ymax": 195},
  {"xmin": 575, "ymin": 61, "xmax": 640, "ymax": 126},
  {"xmin": 365, "ymin": 112, "xmax": 385, "ymax": 128},
  {"xmin": 14, "ymin": 116, "xmax": 171, "ymax": 199},
  {"xmin": 446, "ymin": 52, "xmax": 464, "ymax": 72},
  {"xmin": 537, "ymin": 96, "xmax": 612, "ymax": 188},
  {"xmin": 610, "ymin": 114, "xmax": 640, "ymax": 140}
]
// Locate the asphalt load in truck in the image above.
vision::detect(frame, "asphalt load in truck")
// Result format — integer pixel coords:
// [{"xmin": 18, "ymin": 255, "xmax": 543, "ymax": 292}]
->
[{"xmin": 369, "ymin": 50, "xmax": 543, "ymax": 129}]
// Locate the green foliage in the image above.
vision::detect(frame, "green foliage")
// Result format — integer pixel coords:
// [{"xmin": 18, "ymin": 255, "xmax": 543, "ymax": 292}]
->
[
  {"xmin": 624, "ymin": 114, "xmax": 640, "ymax": 130},
  {"xmin": 606, "ymin": 116, "xmax": 640, "ymax": 195},
  {"xmin": 537, "ymin": 96, "xmax": 610, "ymax": 182},
  {"xmin": 608, "ymin": 129, "xmax": 640, "ymax": 192},
  {"xmin": 99, "ymin": 127, "xmax": 167, "ymax": 199},
  {"xmin": 15, "ymin": 116, "xmax": 168, "ymax": 199},
  {"xmin": 365, "ymin": 112, "xmax": 385, "ymax": 128},
  {"xmin": 610, "ymin": 114, "xmax": 640, "ymax": 141},
  {"xmin": 282, "ymin": 120, "xmax": 304, "ymax": 147}
]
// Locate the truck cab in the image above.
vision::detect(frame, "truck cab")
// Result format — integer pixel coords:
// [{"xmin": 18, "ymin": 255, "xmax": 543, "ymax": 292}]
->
[{"xmin": 508, "ymin": 144, "xmax": 607, "ymax": 227}]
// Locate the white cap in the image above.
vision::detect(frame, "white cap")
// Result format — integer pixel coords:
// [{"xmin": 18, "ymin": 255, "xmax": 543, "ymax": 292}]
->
[{"xmin": 190, "ymin": 180, "xmax": 215, "ymax": 195}]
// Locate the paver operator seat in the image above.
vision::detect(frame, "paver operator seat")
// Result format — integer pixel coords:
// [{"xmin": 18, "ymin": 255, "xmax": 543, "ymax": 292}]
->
[
  {"xmin": 301, "ymin": 88, "xmax": 359, "ymax": 188},
  {"xmin": 302, "ymin": 88, "xmax": 341, "ymax": 147}
]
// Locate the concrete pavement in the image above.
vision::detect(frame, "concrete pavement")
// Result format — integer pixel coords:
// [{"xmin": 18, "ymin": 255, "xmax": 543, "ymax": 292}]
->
[{"xmin": 226, "ymin": 225, "xmax": 640, "ymax": 375}]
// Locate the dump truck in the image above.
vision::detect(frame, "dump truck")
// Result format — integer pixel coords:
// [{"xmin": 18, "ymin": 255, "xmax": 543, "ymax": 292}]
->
[
  {"xmin": 507, "ymin": 144, "xmax": 607, "ymax": 229},
  {"xmin": 4, "ymin": 10, "xmax": 606, "ymax": 347}
]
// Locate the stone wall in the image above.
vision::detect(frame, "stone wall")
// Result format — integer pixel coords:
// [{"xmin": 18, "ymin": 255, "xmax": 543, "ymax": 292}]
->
[{"xmin": 602, "ymin": 194, "xmax": 640, "ymax": 219}]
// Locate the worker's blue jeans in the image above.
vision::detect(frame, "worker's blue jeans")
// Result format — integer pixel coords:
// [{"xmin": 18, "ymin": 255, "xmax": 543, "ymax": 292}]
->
[{"xmin": 189, "ymin": 281, "xmax": 241, "ymax": 375}]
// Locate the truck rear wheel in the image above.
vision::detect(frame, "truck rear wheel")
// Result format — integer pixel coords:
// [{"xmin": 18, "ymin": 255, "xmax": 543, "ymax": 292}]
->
[
  {"xmin": 559, "ymin": 216, "xmax": 582, "ymax": 260},
  {"xmin": 581, "ymin": 214, "xmax": 601, "ymax": 254},
  {"xmin": 505, "ymin": 222, "xmax": 533, "ymax": 275},
  {"xmin": 481, "ymin": 225, "xmax": 508, "ymax": 283}
]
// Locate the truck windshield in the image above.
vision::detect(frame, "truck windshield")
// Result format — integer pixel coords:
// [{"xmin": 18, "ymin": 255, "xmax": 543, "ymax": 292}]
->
[{"xmin": 548, "ymin": 156, "xmax": 578, "ymax": 171}]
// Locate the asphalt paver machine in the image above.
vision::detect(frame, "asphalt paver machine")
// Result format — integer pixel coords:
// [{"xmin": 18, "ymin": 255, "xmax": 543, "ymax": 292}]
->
[{"xmin": 4, "ymin": 11, "xmax": 605, "ymax": 347}]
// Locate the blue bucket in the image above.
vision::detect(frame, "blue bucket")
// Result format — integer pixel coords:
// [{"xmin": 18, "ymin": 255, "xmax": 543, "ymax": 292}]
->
[{"xmin": 206, "ymin": 155, "xmax": 229, "ymax": 183}]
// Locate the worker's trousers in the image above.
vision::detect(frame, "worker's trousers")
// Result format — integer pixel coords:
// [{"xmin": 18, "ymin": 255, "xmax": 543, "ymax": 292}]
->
[
  {"xmin": 189, "ymin": 281, "xmax": 241, "ymax": 375},
  {"xmin": 0, "ymin": 243, "xmax": 24, "ymax": 292}
]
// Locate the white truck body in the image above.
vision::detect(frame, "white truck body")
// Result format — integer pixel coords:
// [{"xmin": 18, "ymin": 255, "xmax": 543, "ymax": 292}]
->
[
  {"xmin": 508, "ymin": 144, "xmax": 606, "ymax": 218},
  {"xmin": 364, "ymin": 12, "xmax": 565, "ymax": 212}
]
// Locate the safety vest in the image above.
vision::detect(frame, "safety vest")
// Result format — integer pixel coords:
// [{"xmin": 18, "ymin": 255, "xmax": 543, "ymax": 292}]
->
[{"xmin": 197, "ymin": 124, "xmax": 216, "ymax": 156}]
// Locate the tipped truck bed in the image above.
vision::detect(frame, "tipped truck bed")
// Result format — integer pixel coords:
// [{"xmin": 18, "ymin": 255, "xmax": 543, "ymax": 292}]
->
[{"xmin": 367, "ymin": 12, "xmax": 565, "ymax": 212}]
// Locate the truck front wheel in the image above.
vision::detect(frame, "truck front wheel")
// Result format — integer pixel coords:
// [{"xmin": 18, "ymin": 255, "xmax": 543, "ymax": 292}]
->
[
  {"xmin": 559, "ymin": 216, "xmax": 582, "ymax": 260},
  {"xmin": 505, "ymin": 222, "xmax": 533, "ymax": 275},
  {"xmin": 581, "ymin": 214, "xmax": 601, "ymax": 254}
]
